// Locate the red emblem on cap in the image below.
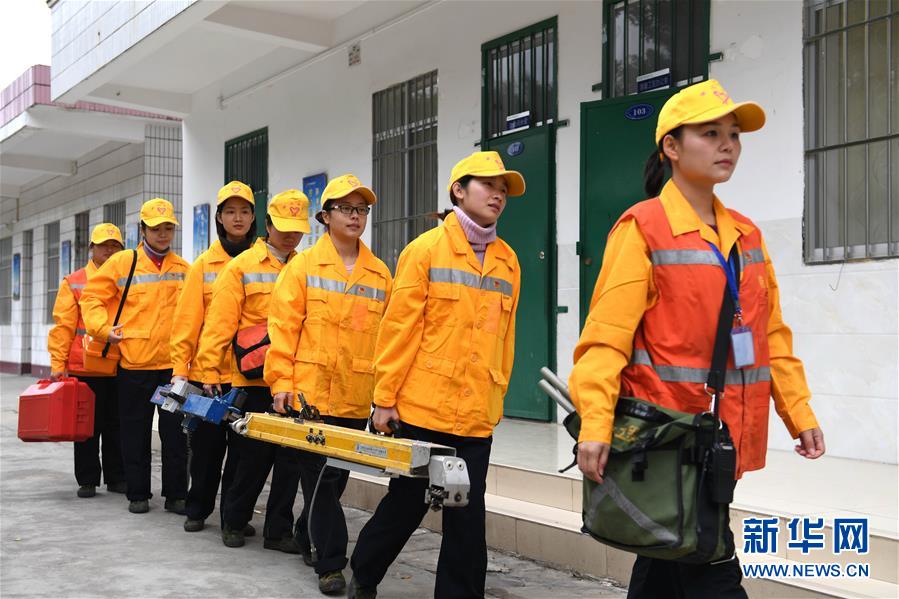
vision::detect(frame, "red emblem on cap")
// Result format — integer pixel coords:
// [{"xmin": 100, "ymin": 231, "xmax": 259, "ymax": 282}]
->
[
  {"xmin": 289, "ymin": 205, "xmax": 299, "ymax": 216},
  {"xmin": 157, "ymin": 206, "xmax": 166, "ymax": 214},
  {"xmin": 232, "ymin": 186, "xmax": 242, "ymax": 193},
  {"xmin": 347, "ymin": 176, "xmax": 361, "ymax": 188},
  {"xmin": 712, "ymin": 90, "xmax": 732, "ymax": 105}
]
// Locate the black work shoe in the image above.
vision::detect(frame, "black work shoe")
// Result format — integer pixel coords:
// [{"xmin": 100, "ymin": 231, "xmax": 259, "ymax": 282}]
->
[
  {"xmin": 106, "ymin": 481, "xmax": 127, "ymax": 494},
  {"xmin": 128, "ymin": 500, "xmax": 150, "ymax": 514},
  {"xmin": 183, "ymin": 518, "xmax": 205, "ymax": 532},
  {"xmin": 77, "ymin": 485, "xmax": 96, "ymax": 498},
  {"xmin": 318, "ymin": 570, "xmax": 346, "ymax": 595},
  {"xmin": 263, "ymin": 536, "xmax": 303, "ymax": 554},
  {"xmin": 164, "ymin": 498, "xmax": 186, "ymax": 515},
  {"xmin": 243, "ymin": 523, "xmax": 256, "ymax": 537},
  {"xmin": 302, "ymin": 549, "xmax": 317, "ymax": 567},
  {"xmin": 221, "ymin": 524, "xmax": 245, "ymax": 548},
  {"xmin": 346, "ymin": 577, "xmax": 376, "ymax": 599}
]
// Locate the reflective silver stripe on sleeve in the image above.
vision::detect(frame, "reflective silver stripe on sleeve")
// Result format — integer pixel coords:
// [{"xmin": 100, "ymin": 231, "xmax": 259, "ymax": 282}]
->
[
  {"xmin": 203, "ymin": 272, "xmax": 217, "ymax": 283},
  {"xmin": 69, "ymin": 283, "xmax": 85, "ymax": 290},
  {"xmin": 306, "ymin": 275, "xmax": 345, "ymax": 294},
  {"xmin": 116, "ymin": 272, "xmax": 186, "ymax": 286},
  {"xmin": 242, "ymin": 272, "xmax": 279, "ymax": 285},
  {"xmin": 429, "ymin": 268, "xmax": 513, "ymax": 296},
  {"xmin": 75, "ymin": 328, "xmax": 86, "ymax": 336},
  {"xmin": 347, "ymin": 284, "xmax": 386, "ymax": 302},
  {"xmin": 650, "ymin": 249, "xmax": 719, "ymax": 267},
  {"xmin": 631, "ymin": 348, "xmax": 771, "ymax": 385}
]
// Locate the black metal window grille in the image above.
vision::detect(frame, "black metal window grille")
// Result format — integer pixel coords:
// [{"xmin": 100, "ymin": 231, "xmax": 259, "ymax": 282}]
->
[
  {"xmin": 605, "ymin": 0, "xmax": 709, "ymax": 98},
  {"xmin": 804, "ymin": 0, "xmax": 898, "ymax": 262},
  {"xmin": 103, "ymin": 200, "xmax": 126, "ymax": 230},
  {"xmin": 225, "ymin": 128, "xmax": 269, "ymax": 237},
  {"xmin": 75, "ymin": 211, "xmax": 90, "ymax": 268},
  {"xmin": 45, "ymin": 222, "xmax": 60, "ymax": 324},
  {"xmin": 484, "ymin": 20, "xmax": 557, "ymax": 138},
  {"xmin": 371, "ymin": 71, "xmax": 438, "ymax": 272},
  {"xmin": 0, "ymin": 237, "xmax": 11, "ymax": 325}
]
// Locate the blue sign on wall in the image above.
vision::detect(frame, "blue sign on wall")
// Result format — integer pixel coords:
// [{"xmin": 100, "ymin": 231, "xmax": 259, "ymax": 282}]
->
[
  {"xmin": 193, "ymin": 203, "xmax": 209, "ymax": 259},
  {"xmin": 303, "ymin": 172, "xmax": 328, "ymax": 249},
  {"xmin": 624, "ymin": 104, "xmax": 655, "ymax": 121},
  {"xmin": 507, "ymin": 141, "xmax": 525, "ymax": 157}
]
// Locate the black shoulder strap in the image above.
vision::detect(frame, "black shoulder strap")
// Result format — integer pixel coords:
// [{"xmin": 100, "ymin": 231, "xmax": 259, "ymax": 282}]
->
[
  {"xmin": 706, "ymin": 245, "xmax": 740, "ymax": 410},
  {"xmin": 102, "ymin": 250, "xmax": 138, "ymax": 358}
]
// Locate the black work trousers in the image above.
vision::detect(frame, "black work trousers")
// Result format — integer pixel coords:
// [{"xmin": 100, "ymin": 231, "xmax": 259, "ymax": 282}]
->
[
  {"xmin": 116, "ymin": 368, "xmax": 188, "ymax": 502},
  {"xmin": 222, "ymin": 386, "xmax": 301, "ymax": 539},
  {"xmin": 73, "ymin": 375, "xmax": 124, "ymax": 487},
  {"xmin": 293, "ymin": 415, "xmax": 367, "ymax": 575},
  {"xmin": 350, "ymin": 422, "xmax": 492, "ymax": 599},
  {"xmin": 184, "ymin": 382, "xmax": 239, "ymax": 523},
  {"xmin": 627, "ymin": 525, "xmax": 747, "ymax": 599}
]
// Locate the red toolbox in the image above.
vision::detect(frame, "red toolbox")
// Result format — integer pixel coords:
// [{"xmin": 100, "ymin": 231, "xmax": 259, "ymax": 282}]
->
[{"xmin": 17, "ymin": 377, "xmax": 95, "ymax": 442}]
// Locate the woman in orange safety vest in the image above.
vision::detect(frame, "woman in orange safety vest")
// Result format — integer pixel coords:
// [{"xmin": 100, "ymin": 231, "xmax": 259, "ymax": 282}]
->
[
  {"xmin": 348, "ymin": 152, "xmax": 523, "ymax": 599},
  {"xmin": 569, "ymin": 80, "xmax": 826, "ymax": 598},
  {"xmin": 80, "ymin": 198, "xmax": 190, "ymax": 516},
  {"xmin": 48, "ymin": 223, "xmax": 125, "ymax": 498},
  {"xmin": 265, "ymin": 174, "xmax": 392, "ymax": 595},
  {"xmin": 170, "ymin": 181, "xmax": 256, "ymax": 535}
]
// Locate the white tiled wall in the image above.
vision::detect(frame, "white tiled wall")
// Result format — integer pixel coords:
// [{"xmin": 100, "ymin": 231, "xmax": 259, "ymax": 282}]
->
[{"xmin": 0, "ymin": 124, "xmax": 183, "ymax": 371}]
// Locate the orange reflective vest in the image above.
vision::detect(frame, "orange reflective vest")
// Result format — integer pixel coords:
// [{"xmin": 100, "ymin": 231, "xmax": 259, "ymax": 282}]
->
[
  {"xmin": 265, "ymin": 234, "xmax": 393, "ymax": 418},
  {"xmin": 372, "ymin": 212, "xmax": 520, "ymax": 438},
  {"xmin": 617, "ymin": 198, "xmax": 771, "ymax": 477},
  {"xmin": 48, "ymin": 262, "xmax": 113, "ymax": 376}
]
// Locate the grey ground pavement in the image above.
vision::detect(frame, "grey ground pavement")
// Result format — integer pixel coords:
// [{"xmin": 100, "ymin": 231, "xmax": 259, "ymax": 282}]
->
[{"xmin": 0, "ymin": 374, "xmax": 626, "ymax": 598}]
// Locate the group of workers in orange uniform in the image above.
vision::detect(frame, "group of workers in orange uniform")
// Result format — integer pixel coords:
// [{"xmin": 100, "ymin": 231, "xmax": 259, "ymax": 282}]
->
[
  {"xmin": 48, "ymin": 151, "xmax": 524, "ymax": 597},
  {"xmin": 47, "ymin": 80, "xmax": 825, "ymax": 599}
]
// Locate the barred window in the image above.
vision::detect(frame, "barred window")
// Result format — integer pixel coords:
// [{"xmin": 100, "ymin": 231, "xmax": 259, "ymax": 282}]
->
[
  {"xmin": 104, "ymin": 200, "xmax": 126, "ymax": 230},
  {"xmin": 804, "ymin": 0, "xmax": 898, "ymax": 262},
  {"xmin": 45, "ymin": 222, "xmax": 60, "ymax": 324},
  {"xmin": 484, "ymin": 19, "xmax": 556, "ymax": 138},
  {"xmin": 225, "ymin": 128, "xmax": 269, "ymax": 237},
  {"xmin": 604, "ymin": 0, "xmax": 710, "ymax": 98},
  {"xmin": 75, "ymin": 211, "xmax": 90, "ymax": 268},
  {"xmin": 371, "ymin": 71, "xmax": 438, "ymax": 272},
  {"xmin": 0, "ymin": 237, "xmax": 11, "ymax": 325}
]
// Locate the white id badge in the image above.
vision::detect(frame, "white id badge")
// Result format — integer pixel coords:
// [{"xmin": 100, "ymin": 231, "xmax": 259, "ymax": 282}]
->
[{"xmin": 731, "ymin": 326, "xmax": 755, "ymax": 368}]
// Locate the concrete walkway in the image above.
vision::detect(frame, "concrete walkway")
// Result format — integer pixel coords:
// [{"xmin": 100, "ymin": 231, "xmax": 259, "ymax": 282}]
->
[{"xmin": 0, "ymin": 374, "xmax": 626, "ymax": 598}]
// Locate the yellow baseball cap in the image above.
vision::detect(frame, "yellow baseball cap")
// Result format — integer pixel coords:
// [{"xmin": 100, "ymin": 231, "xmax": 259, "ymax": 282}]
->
[
  {"xmin": 316, "ymin": 174, "xmax": 377, "ymax": 224},
  {"xmin": 655, "ymin": 79, "xmax": 766, "ymax": 146},
  {"xmin": 268, "ymin": 190, "xmax": 311, "ymax": 234},
  {"xmin": 89, "ymin": 223, "xmax": 123, "ymax": 246},
  {"xmin": 140, "ymin": 198, "xmax": 179, "ymax": 227},
  {"xmin": 447, "ymin": 151, "xmax": 526, "ymax": 197},
  {"xmin": 217, "ymin": 181, "xmax": 255, "ymax": 206}
]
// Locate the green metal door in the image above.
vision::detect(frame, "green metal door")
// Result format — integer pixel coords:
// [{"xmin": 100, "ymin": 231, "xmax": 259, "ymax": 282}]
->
[
  {"xmin": 578, "ymin": 89, "xmax": 675, "ymax": 325},
  {"xmin": 486, "ymin": 126, "xmax": 555, "ymax": 421}
]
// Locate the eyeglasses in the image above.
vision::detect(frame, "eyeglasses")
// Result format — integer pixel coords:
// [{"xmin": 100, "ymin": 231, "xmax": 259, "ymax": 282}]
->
[{"xmin": 329, "ymin": 204, "xmax": 371, "ymax": 216}]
